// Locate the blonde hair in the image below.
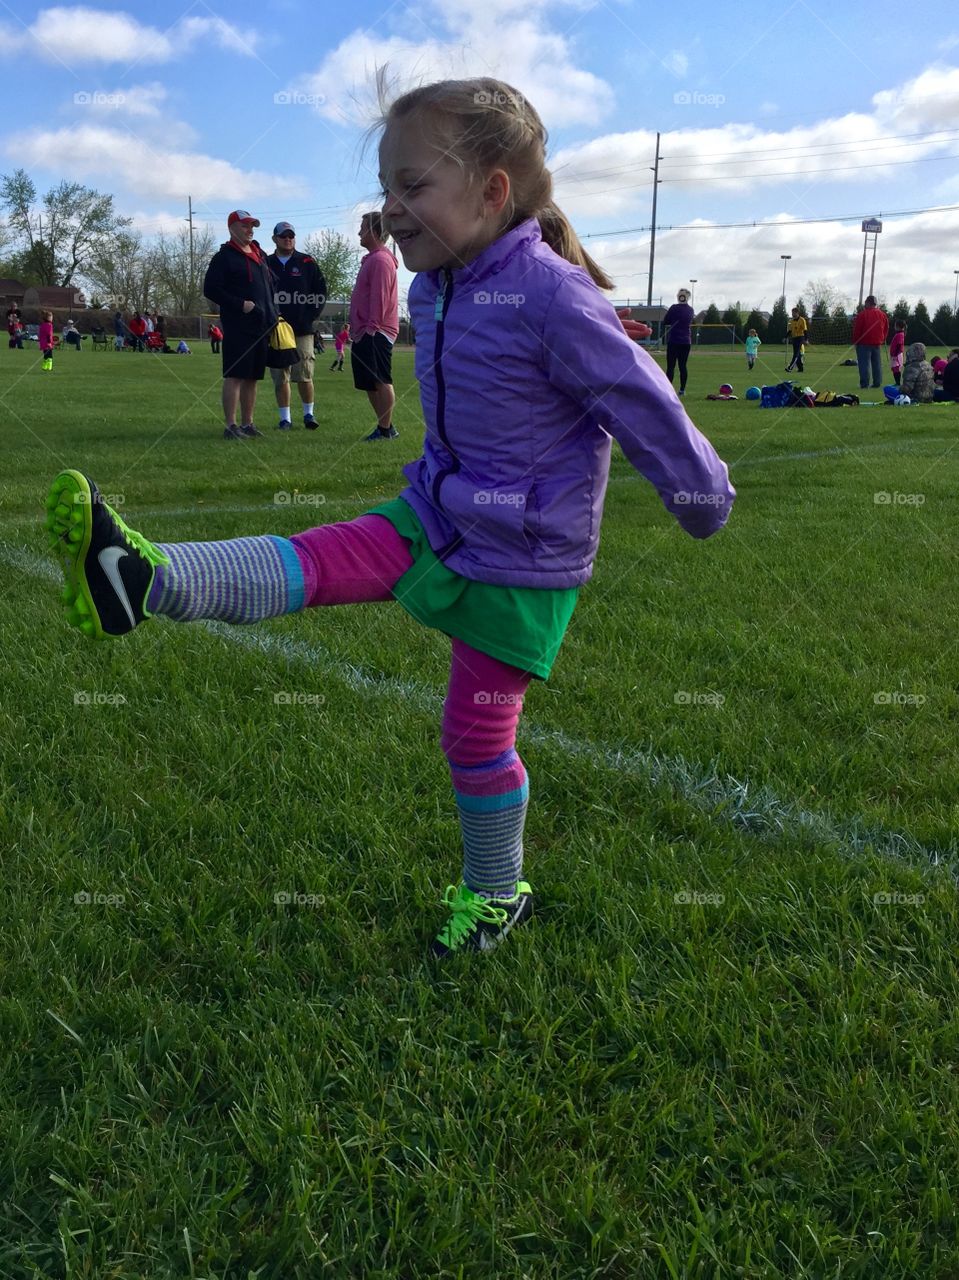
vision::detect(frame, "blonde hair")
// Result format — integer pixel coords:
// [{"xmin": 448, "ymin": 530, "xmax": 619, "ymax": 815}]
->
[{"xmin": 375, "ymin": 75, "xmax": 613, "ymax": 290}]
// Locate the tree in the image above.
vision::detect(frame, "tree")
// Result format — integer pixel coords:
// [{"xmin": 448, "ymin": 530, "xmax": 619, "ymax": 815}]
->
[
  {"xmin": 830, "ymin": 302, "xmax": 851, "ymax": 345},
  {"xmin": 909, "ymin": 299, "xmax": 934, "ymax": 346},
  {"xmin": 698, "ymin": 302, "xmax": 723, "ymax": 344},
  {"xmin": 891, "ymin": 297, "xmax": 910, "ymax": 329},
  {"xmin": 720, "ymin": 305, "xmax": 740, "ymax": 344},
  {"xmin": 1, "ymin": 168, "xmax": 131, "ymax": 287},
  {"xmin": 85, "ymin": 230, "xmax": 156, "ymax": 313},
  {"xmin": 767, "ymin": 296, "xmax": 788, "ymax": 345},
  {"xmin": 804, "ymin": 278, "xmax": 848, "ymax": 317},
  {"xmin": 302, "ymin": 229, "xmax": 361, "ymax": 303},
  {"xmin": 744, "ymin": 309, "xmax": 767, "ymax": 341},
  {"xmin": 930, "ymin": 304, "xmax": 953, "ymax": 350},
  {"xmin": 152, "ymin": 225, "xmax": 217, "ymax": 314}
]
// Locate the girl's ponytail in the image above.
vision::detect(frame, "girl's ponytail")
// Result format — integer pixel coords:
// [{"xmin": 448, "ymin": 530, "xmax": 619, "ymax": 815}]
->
[{"xmin": 536, "ymin": 201, "xmax": 612, "ymax": 291}]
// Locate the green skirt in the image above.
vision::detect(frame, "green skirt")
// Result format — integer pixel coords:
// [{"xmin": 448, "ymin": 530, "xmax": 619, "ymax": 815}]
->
[{"xmin": 367, "ymin": 497, "xmax": 579, "ymax": 679}]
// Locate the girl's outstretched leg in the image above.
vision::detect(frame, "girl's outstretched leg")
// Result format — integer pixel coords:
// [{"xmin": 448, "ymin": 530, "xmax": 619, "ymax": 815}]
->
[
  {"xmin": 46, "ymin": 470, "xmax": 412, "ymax": 639},
  {"xmin": 431, "ymin": 639, "xmax": 534, "ymax": 957}
]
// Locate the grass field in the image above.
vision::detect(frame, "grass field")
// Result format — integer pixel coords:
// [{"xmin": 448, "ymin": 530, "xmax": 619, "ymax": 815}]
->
[{"xmin": 2, "ymin": 339, "xmax": 959, "ymax": 1278}]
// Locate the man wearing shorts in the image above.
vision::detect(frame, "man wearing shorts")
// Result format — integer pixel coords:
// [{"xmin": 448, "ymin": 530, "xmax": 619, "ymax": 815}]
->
[
  {"xmin": 202, "ymin": 211, "xmax": 278, "ymax": 440},
  {"xmin": 267, "ymin": 221, "xmax": 327, "ymax": 430},
  {"xmin": 350, "ymin": 211, "xmax": 399, "ymax": 441}
]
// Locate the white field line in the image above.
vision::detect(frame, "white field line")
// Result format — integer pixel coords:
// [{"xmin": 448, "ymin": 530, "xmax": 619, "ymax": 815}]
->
[{"xmin": 3, "ymin": 541, "xmax": 953, "ymax": 878}]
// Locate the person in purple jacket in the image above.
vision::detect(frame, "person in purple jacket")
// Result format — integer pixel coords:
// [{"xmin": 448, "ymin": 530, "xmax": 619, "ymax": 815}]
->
[
  {"xmin": 45, "ymin": 77, "xmax": 734, "ymax": 960},
  {"xmin": 661, "ymin": 289, "xmax": 695, "ymax": 396}
]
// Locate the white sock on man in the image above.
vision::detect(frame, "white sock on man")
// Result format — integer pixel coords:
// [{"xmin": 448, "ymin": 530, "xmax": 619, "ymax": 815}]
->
[
  {"xmin": 279, "ymin": 406, "xmax": 292, "ymax": 423},
  {"xmin": 303, "ymin": 402, "xmax": 314, "ymax": 417}
]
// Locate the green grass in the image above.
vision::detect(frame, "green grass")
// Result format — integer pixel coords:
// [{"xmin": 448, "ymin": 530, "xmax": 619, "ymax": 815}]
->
[{"xmin": 2, "ymin": 342, "xmax": 959, "ymax": 1278}]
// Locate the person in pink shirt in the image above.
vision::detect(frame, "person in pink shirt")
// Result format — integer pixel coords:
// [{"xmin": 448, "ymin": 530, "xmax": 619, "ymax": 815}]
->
[
  {"xmin": 889, "ymin": 320, "xmax": 906, "ymax": 386},
  {"xmin": 38, "ymin": 310, "xmax": 54, "ymax": 373},
  {"xmin": 349, "ymin": 211, "xmax": 399, "ymax": 440},
  {"xmin": 330, "ymin": 322, "xmax": 350, "ymax": 371}
]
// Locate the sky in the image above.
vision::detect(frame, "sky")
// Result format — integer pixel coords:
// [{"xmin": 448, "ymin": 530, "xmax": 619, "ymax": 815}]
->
[{"xmin": 2, "ymin": 0, "xmax": 959, "ymax": 312}]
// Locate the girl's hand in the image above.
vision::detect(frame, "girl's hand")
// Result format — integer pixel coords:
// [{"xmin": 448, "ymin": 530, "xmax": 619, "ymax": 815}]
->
[
  {"xmin": 242, "ymin": 301, "xmax": 255, "ymax": 314},
  {"xmin": 617, "ymin": 308, "xmax": 653, "ymax": 340}
]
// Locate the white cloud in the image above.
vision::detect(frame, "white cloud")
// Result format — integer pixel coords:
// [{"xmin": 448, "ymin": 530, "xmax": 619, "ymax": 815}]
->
[
  {"xmin": 8, "ymin": 126, "xmax": 297, "ymax": 203},
  {"xmin": 663, "ymin": 50, "xmax": 689, "ymax": 78},
  {"xmin": 288, "ymin": 0, "xmax": 614, "ymax": 130},
  {"xmin": 0, "ymin": 8, "xmax": 259, "ymax": 64},
  {"xmin": 70, "ymin": 82, "xmax": 169, "ymax": 119}
]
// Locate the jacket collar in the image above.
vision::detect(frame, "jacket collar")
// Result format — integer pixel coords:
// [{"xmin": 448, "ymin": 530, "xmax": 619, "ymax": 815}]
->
[
  {"xmin": 425, "ymin": 217, "xmax": 541, "ymax": 290},
  {"xmin": 224, "ymin": 237, "xmax": 266, "ymax": 265}
]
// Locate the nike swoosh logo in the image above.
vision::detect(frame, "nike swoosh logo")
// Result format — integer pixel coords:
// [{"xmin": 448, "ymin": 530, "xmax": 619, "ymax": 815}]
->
[
  {"xmin": 478, "ymin": 904, "xmax": 527, "ymax": 951},
  {"xmin": 98, "ymin": 546, "xmax": 137, "ymax": 628}
]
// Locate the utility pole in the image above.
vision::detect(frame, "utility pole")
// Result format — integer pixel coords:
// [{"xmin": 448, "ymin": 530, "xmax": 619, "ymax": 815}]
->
[
  {"xmin": 186, "ymin": 196, "xmax": 196, "ymax": 304},
  {"xmin": 647, "ymin": 132, "xmax": 661, "ymax": 308}
]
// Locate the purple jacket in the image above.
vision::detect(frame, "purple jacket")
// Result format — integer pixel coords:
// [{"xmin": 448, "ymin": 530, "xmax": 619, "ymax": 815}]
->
[{"xmin": 402, "ymin": 219, "xmax": 734, "ymax": 588}]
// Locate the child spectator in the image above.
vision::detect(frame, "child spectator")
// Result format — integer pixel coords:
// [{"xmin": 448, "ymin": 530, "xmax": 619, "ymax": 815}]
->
[
  {"xmin": 745, "ymin": 328, "xmax": 761, "ymax": 370},
  {"xmin": 889, "ymin": 321, "xmax": 906, "ymax": 386},
  {"xmin": 208, "ymin": 323, "xmax": 223, "ymax": 354},
  {"xmin": 900, "ymin": 342, "xmax": 934, "ymax": 403},
  {"xmin": 331, "ymin": 323, "xmax": 350, "ymax": 371},
  {"xmin": 176, "ymin": 339, "xmax": 191, "ymax": 355},
  {"xmin": 38, "ymin": 310, "xmax": 54, "ymax": 373}
]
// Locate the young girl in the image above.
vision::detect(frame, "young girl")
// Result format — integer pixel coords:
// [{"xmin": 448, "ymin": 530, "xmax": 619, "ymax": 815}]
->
[
  {"xmin": 38, "ymin": 310, "xmax": 54, "ymax": 373},
  {"xmin": 889, "ymin": 320, "xmax": 906, "ymax": 386},
  {"xmin": 45, "ymin": 77, "xmax": 734, "ymax": 958},
  {"xmin": 745, "ymin": 328, "xmax": 761, "ymax": 371},
  {"xmin": 330, "ymin": 323, "xmax": 350, "ymax": 371}
]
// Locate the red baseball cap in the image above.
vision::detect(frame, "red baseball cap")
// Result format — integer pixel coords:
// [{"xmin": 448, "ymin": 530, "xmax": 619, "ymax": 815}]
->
[{"xmin": 227, "ymin": 210, "xmax": 260, "ymax": 228}]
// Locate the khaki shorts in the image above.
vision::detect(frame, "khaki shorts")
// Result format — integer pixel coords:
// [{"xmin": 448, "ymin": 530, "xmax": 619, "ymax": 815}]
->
[{"xmin": 270, "ymin": 333, "xmax": 315, "ymax": 386}]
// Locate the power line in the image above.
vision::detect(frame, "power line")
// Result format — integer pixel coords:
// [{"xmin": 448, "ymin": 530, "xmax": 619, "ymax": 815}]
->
[{"xmin": 581, "ymin": 201, "xmax": 959, "ymax": 240}]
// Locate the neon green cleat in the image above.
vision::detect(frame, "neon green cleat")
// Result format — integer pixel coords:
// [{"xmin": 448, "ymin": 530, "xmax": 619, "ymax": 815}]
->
[
  {"xmin": 45, "ymin": 470, "xmax": 169, "ymax": 639},
  {"xmin": 430, "ymin": 881, "xmax": 533, "ymax": 957}
]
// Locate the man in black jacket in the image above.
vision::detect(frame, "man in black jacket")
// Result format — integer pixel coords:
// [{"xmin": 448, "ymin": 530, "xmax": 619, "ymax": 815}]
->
[
  {"xmin": 202, "ymin": 210, "xmax": 278, "ymax": 440},
  {"xmin": 266, "ymin": 221, "xmax": 326, "ymax": 429}
]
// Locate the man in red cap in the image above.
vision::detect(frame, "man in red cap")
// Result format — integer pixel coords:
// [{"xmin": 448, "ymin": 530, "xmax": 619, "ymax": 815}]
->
[{"xmin": 202, "ymin": 211, "xmax": 279, "ymax": 439}]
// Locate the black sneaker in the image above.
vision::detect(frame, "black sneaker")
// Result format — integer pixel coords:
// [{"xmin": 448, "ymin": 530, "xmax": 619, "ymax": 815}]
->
[
  {"xmin": 276, "ymin": 420, "xmax": 292, "ymax": 430},
  {"xmin": 240, "ymin": 424, "xmax": 263, "ymax": 437},
  {"xmin": 430, "ymin": 882, "xmax": 533, "ymax": 957},
  {"xmin": 303, "ymin": 415, "xmax": 319, "ymax": 429},
  {"xmin": 45, "ymin": 470, "xmax": 168, "ymax": 639},
  {"xmin": 364, "ymin": 425, "xmax": 399, "ymax": 441},
  {"xmin": 223, "ymin": 424, "xmax": 243, "ymax": 439}
]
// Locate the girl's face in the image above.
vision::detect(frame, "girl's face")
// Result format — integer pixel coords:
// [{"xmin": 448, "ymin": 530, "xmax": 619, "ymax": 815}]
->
[{"xmin": 379, "ymin": 124, "xmax": 509, "ymax": 272}]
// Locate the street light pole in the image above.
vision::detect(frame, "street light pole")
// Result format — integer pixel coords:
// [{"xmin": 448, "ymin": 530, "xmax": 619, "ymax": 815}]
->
[
  {"xmin": 689, "ymin": 279, "xmax": 697, "ymax": 306},
  {"xmin": 954, "ymin": 270, "xmax": 959, "ymax": 312},
  {"xmin": 780, "ymin": 254, "xmax": 791, "ymax": 304}
]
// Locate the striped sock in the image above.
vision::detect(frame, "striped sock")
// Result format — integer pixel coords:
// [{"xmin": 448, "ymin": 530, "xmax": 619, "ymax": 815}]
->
[
  {"xmin": 147, "ymin": 534, "xmax": 306, "ymax": 623},
  {"xmin": 450, "ymin": 748, "xmax": 529, "ymax": 899}
]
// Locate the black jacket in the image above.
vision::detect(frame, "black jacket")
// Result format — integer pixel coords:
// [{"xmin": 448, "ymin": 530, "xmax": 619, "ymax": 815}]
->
[
  {"xmin": 266, "ymin": 250, "xmax": 327, "ymax": 336},
  {"xmin": 942, "ymin": 358, "xmax": 959, "ymax": 400},
  {"xmin": 203, "ymin": 240, "xmax": 278, "ymax": 338}
]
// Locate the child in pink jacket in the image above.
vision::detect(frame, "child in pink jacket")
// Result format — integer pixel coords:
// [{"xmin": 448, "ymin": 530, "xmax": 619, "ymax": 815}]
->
[{"xmin": 38, "ymin": 311, "xmax": 54, "ymax": 373}]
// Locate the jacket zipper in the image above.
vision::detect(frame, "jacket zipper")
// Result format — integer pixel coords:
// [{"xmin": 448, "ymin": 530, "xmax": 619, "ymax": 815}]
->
[{"xmin": 429, "ymin": 268, "xmax": 457, "ymax": 517}]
